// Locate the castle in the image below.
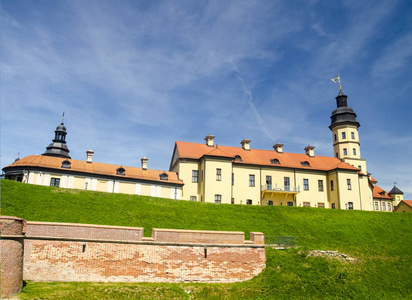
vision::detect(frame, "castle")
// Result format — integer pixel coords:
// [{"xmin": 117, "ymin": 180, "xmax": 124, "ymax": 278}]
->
[{"xmin": 2, "ymin": 89, "xmax": 405, "ymax": 211}]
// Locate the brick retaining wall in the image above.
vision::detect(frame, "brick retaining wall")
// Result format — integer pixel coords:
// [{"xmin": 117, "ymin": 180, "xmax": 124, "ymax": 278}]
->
[{"xmin": 1, "ymin": 217, "xmax": 266, "ymax": 297}]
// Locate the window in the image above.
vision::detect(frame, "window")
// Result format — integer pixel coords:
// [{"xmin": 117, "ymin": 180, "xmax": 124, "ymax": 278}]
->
[
  {"xmin": 342, "ymin": 132, "xmax": 346, "ymax": 139},
  {"xmin": 234, "ymin": 155, "xmax": 242, "ymax": 161},
  {"xmin": 330, "ymin": 180, "xmax": 334, "ymax": 191},
  {"xmin": 332, "ymin": 203, "xmax": 336, "ymax": 209},
  {"xmin": 192, "ymin": 170, "xmax": 199, "ymax": 183},
  {"xmin": 215, "ymin": 194, "xmax": 221, "ymax": 204},
  {"xmin": 287, "ymin": 202, "xmax": 293, "ymax": 206},
  {"xmin": 303, "ymin": 179, "xmax": 309, "ymax": 190},
  {"xmin": 382, "ymin": 202, "xmax": 386, "ymax": 211},
  {"xmin": 190, "ymin": 196, "xmax": 197, "ymax": 202},
  {"xmin": 232, "ymin": 173, "xmax": 234, "ymax": 185},
  {"xmin": 249, "ymin": 174, "xmax": 255, "ymax": 187},
  {"xmin": 216, "ymin": 168, "xmax": 221, "ymax": 181},
  {"xmin": 246, "ymin": 199, "xmax": 252, "ymax": 205},
  {"xmin": 336, "ymin": 153, "xmax": 339, "ymax": 158},
  {"xmin": 343, "ymin": 148, "xmax": 347, "ymax": 156},
  {"xmin": 375, "ymin": 202, "xmax": 379, "ymax": 210},
  {"xmin": 387, "ymin": 203, "xmax": 391, "ymax": 211},
  {"xmin": 267, "ymin": 200, "xmax": 273, "ymax": 206},
  {"xmin": 116, "ymin": 167, "xmax": 126, "ymax": 176},
  {"xmin": 358, "ymin": 165, "xmax": 362, "ymax": 172},
  {"xmin": 84, "ymin": 182, "xmax": 88, "ymax": 190},
  {"xmin": 303, "ymin": 202, "xmax": 310, "ymax": 207},
  {"xmin": 61, "ymin": 159, "xmax": 71, "ymax": 169},
  {"xmin": 348, "ymin": 202, "xmax": 354, "ymax": 210},
  {"xmin": 334, "ymin": 134, "xmax": 337, "ymax": 141},
  {"xmin": 50, "ymin": 178, "xmax": 60, "ymax": 187},
  {"xmin": 159, "ymin": 172, "xmax": 168, "ymax": 181},
  {"xmin": 351, "ymin": 132, "xmax": 355, "ymax": 139},
  {"xmin": 347, "ymin": 179, "xmax": 352, "ymax": 190},
  {"xmin": 353, "ymin": 148, "xmax": 356, "ymax": 155},
  {"xmin": 284, "ymin": 177, "xmax": 290, "ymax": 191},
  {"xmin": 231, "ymin": 198, "xmax": 235, "ymax": 204},
  {"xmin": 270, "ymin": 158, "xmax": 280, "ymax": 165},
  {"xmin": 318, "ymin": 202, "xmax": 325, "ymax": 208},
  {"xmin": 266, "ymin": 176, "xmax": 272, "ymax": 190},
  {"xmin": 318, "ymin": 180, "xmax": 324, "ymax": 191},
  {"xmin": 300, "ymin": 161, "xmax": 310, "ymax": 167}
]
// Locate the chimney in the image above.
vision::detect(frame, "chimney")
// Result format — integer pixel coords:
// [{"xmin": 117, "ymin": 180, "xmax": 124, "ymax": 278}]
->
[
  {"xmin": 304, "ymin": 145, "xmax": 315, "ymax": 157},
  {"xmin": 141, "ymin": 157, "xmax": 148, "ymax": 170},
  {"xmin": 86, "ymin": 149, "xmax": 94, "ymax": 163},
  {"xmin": 273, "ymin": 143, "xmax": 284, "ymax": 153},
  {"xmin": 241, "ymin": 139, "xmax": 251, "ymax": 150},
  {"xmin": 205, "ymin": 134, "xmax": 215, "ymax": 147}
]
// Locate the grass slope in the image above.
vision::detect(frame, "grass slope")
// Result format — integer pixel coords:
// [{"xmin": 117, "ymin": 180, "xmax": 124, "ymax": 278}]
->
[{"xmin": 1, "ymin": 180, "xmax": 411, "ymax": 299}]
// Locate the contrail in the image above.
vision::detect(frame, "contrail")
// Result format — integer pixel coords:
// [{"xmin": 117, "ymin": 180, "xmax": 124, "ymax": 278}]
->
[{"xmin": 232, "ymin": 64, "xmax": 275, "ymax": 142}]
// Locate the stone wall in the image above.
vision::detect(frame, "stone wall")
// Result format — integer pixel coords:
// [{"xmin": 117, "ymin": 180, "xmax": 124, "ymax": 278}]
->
[{"xmin": 1, "ymin": 218, "xmax": 266, "ymax": 297}]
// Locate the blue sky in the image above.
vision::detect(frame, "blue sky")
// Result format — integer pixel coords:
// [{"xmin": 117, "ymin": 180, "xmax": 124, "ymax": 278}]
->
[{"xmin": 1, "ymin": 0, "xmax": 411, "ymax": 199}]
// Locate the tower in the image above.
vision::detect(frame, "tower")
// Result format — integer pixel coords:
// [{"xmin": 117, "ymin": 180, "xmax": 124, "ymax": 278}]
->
[
  {"xmin": 42, "ymin": 117, "xmax": 71, "ymax": 159},
  {"xmin": 329, "ymin": 89, "xmax": 367, "ymax": 173},
  {"xmin": 389, "ymin": 185, "xmax": 404, "ymax": 207}
]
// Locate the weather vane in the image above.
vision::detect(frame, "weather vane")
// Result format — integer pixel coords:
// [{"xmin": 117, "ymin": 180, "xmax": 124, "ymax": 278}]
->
[{"xmin": 331, "ymin": 74, "xmax": 342, "ymax": 90}]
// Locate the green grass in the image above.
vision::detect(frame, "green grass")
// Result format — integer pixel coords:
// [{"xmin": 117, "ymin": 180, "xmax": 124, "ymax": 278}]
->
[{"xmin": 1, "ymin": 179, "xmax": 412, "ymax": 299}]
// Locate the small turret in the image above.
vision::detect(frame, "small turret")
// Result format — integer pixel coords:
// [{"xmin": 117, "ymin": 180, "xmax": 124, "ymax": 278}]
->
[{"xmin": 42, "ymin": 114, "xmax": 71, "ymax": 159}]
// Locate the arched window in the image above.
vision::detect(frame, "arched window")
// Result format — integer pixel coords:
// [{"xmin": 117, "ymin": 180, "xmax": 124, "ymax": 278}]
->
[
  {"xmin": 61, "ymin": 159, "xmax": 71, "ymax": 169},
  {"xmin": 116, "ymin": 167, "xmax": 126, "ymax": 176},
  {"xmin": 270, "ymin": 158, "xmax": 280, "ymax": 165},
  {"xmin": 300, "ymin": 161, "xmax": 310, "ymax": 167},
  {"xmin": 159, "ymin": 172, "xmax": 169, "ymax": 181},
  {"xmin": 234, "ymin": 155, "xmax": 243, "ymax": 161}
]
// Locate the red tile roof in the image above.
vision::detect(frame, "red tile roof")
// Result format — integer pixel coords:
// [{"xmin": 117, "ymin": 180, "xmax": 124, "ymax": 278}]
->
[
  {"xmin": 175, "ymin": 141, "xmax": 359, "ymax": 172},
  {"xmin": 402, "ymin": 200, "xmax": 412, "ymax": 208},
  {"xmin": 4, "ymin": 155, "xmax": 183, "ymax": 185},
  {"xmin": 373, "ymin": 185, "xmax": 392, "ymax": 200}
]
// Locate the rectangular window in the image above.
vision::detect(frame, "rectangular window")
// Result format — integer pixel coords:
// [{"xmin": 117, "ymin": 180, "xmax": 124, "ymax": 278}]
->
[
  {"xmin": 216, "ymin": 169, "xmax": 221, "ymax": 181},
  {"xmin": 231, "ymin": 198, "xmax": 235, "ymax": 204},
  {"xmin": 190, "ymin": 196, "xmax": 197, "ymax": 202},
  {"xmin": 267, "ymin": 200, "xmax": 273, "ymax": 206},
  {"xmin": 303, "ymin": 179, "xmax": 309, "ymax": 190},
  {"xmin": 358, "ymin": 165, "xmax": 362, "ymax": 172},
  {"xmin": 318, "ymin": 202, "xmax": 325, "ymax": 208},
  {"xmin": 284, "ymin": 177, "xmax": 290, "ymax": 191},
  {"xmin": 343, "ymin": 148, "xmax": 347, "ymax": 155},
  {"xmin": 353, "ymin": 148, "xmax": 356, "ymax": 155},
  {"xmin": 331, "ymin": 180, "xmax": 334, "ymax": 191},
  {"xmin": 246, "ymin": 199, "xmax": 252, "ymax": 205},
  {"xmin": 334, "ymin": 134, "xmax": 337, "ymax": 141},
  {"xmin": 287, "ymin": 202, "xmax": 293, "ymax": 206},
  {"xmin": 192, "ymin": 170, "xmax": 199, "ymax": 183},
  {"xmin": 232, "ymin": 173, "xmax": 234, "ymax": 185},
  {"xmin": 382, "ymin": 202, "xmax": 386, "ymax": 211},
  {"xmin": 387, "ymin": 203, "xmax": 391, "ymax": 211},
  {"xmin": 336, "ymin": 153, "xmax": 339, "ymax": 158},
  {"xmin": 266, "ymin": 176, "xmax": 272, "ymax": 190},
  {"xmin": 348, "ymin": 202, "xmax": 354, "ymax": 210},
  {"xmin": 214, "ymin": 194, "xmax": 221, "ymax": 204},
  {"xmin": 332, "ymin": 203, "xmax": 336, "ymax": 209},
  {"xmin": 50, "ymin": 178, "xmax": 60, "ymax": 187},
  {"xmin": 351, "ymin": 132, "xmax": 355, "ymax": 139},
  {"xmin": 342, "ymin": 132, "xmax": 346, "ymax": 139},
  {"xmin": 347, "ymin": 179, "xmax": 352, "ymax": 190},
  {"xmin": 249, "ymin": 174, "xmax": 255, "ymax": 187},
  {"xmin": 303, "ymin": 202, "xmax": 310, "ymax": 207},
  {"xmin": 375, "ymin": 202, "xmax": 379, "ymax": 210},
  {"xmin": 318, "ymin": 180, "xmax": 324, "ymax": 191}
]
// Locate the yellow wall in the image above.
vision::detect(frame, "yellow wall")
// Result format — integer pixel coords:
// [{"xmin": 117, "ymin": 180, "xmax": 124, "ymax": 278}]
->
[
  {"xmin": 72, "ymin": 176, "xmax": 86, "ymax": 190},
  {"xmin": 203, "ymin": 159, "xmax": 232, "ymax": 204},
  {"xmin": 295, "ymin": 171, "xmax": 329, "ymax": 208},
  {"xmin": 232, "ymin": 164, "xmax": 260, "ymax": 205},
  {"xmin": 118, "ymin": 181, "xmax": 136, "ymax": 195},
  {"xmin": 394, "ymin": 201, "xmax": 412, "ymax": 212}
]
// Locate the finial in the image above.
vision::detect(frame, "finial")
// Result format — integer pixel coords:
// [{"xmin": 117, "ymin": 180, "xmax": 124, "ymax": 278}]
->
[{"xmin": 62, "ymin": 112, "xmax": 65, "ymax": 124}]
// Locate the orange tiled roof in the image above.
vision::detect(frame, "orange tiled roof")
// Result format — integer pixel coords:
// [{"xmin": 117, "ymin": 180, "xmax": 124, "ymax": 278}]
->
[
  {"xmin": 4, "ymin": 155, "xmax": 183, "ymax": 185},
  {"xmin": 401, "ymin": 200, "xmax": 412, "ymax": 208},
  {"xmin": 373, "ymin": 185, "xmax": 392, "ymax": 200},
  {"xmin": 175, "ymin": 141, "xmax": 359, "ymax": 172},
  {"xmin": 370, "ymin": 176, "xmax": 378, "ymax": 183}
]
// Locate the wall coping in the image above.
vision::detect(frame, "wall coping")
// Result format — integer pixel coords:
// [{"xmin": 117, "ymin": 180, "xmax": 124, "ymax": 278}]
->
[
  {"xmin": 26, "ymin": 221, "xmax": 143, "ymax": 231},
  {"xmin": 153, "ymin": 228, "xmax": 245, "ymax": 235}
]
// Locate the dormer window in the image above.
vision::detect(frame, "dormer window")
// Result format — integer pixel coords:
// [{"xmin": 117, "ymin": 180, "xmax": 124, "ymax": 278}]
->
[
  {"xmin": 234, "ymin": 155, "xmax": 243, "ymax": 162},
  {"xmin": 159, "ymin": 172, "xmax": 169, "ymax": 181},
  {"xmin": 116, "ymin": 167, "xmax": 126, "ymax": 176},
  {"xmin": 270, "ymin": 158, "xmax": 280, "ymax": 165},
  {"xmin": 379, "ymin": 191, "xmax": 385, "ymax": 196},
  {"xmin": 300, "ymin": 161, "xmax": 310, "ymax": 167},
  {"xmin": 61, "ymin": 159, "xmax": 71, "ymax": 169}
]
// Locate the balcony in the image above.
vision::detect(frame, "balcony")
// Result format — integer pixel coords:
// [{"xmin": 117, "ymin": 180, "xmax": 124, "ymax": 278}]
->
[{"xmin": 261, "ymin": 184, "xmax": 300, "ymax": 193}]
